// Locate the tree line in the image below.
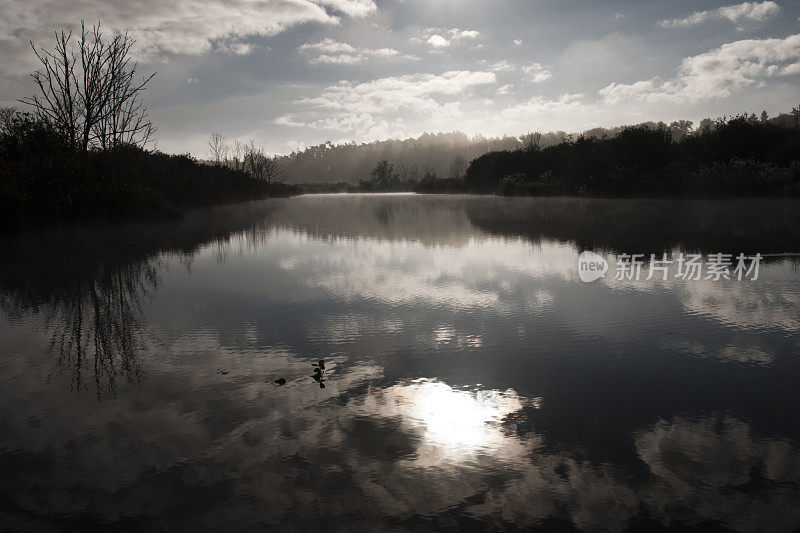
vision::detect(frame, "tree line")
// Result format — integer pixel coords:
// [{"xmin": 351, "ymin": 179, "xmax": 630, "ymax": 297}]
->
[
  {"xmin": 270, "ymin": 120, "xmax": 732, "ymax": 186},
  {"xmin": 275, "ymin": 131, "xmax": 525, "ymax": 185},
  {"xmin": 278, "ymin": 111, "xmax": 799, "ymax": 198},
  {"xmin": 465, "ymin": 110, "xmax": 800, "ymax": 197},
  {"xmin": 333, "ymin": 109, "xmax": 799, "ymax": 197}
]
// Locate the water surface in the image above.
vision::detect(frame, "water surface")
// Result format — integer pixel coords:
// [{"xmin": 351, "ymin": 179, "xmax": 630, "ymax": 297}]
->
[{"xmin": 1, "ymin": 194, "xmax": 800, "ymax": 531}]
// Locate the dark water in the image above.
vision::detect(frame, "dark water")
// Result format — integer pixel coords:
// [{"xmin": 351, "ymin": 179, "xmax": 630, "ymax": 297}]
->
[{"xmin": 1, "ymin": 194, "xmax": 800, "ymax": 531}]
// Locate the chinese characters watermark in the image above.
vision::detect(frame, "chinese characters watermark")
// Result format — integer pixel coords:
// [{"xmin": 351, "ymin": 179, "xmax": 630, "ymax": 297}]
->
[{"xmin": 578, "ymin": 251, "xmax": 762, "ymax": 283}]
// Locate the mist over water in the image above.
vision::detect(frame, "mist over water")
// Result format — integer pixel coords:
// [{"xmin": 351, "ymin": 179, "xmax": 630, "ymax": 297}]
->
[{"xmin": 1, "ymin": 194, "xmax": 800, "ymax": 530}]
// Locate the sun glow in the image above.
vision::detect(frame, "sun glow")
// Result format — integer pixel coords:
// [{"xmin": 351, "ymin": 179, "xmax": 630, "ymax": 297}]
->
[{"xmin": 396, "ymin": 379, "xmax": 527, "ymax": 453}]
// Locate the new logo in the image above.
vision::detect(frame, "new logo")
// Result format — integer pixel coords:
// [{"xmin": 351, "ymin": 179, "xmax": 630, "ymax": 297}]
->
[{"xmin": 578, "ymin": 251, "xmax": 608, "ymax": 282}]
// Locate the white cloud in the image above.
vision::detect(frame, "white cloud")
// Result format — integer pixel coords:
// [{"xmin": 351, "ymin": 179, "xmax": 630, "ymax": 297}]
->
[
  {"xmin": 0, "ymin": 0, "xmax": 377, "ymax": 66},
  {"xmin": 599, "ymin": 80, "xmax": 663, "ymax": 105},
  {"xmin": 299, "ymin": 38, "xmax": 398, "ymax": 64},
  {"xmin": 600, "ymin": 33, "xmax": 800, "ymax": 104},
  {"xmin": 299, "ymin": 70, "xmax": 495, "ymax": 113},
  {"xmin": 426, "ymin": 35, "xmax": 451, "ymax": 49},
  {"xmin": 454, "ymin": 29, "xmax": 481, "ymax": 40},
  {"xmin": 500, "ymin": 93, "xmax": 586, "ymax": 122},
  {"xmin": 300, "ymin": 39, "xmax": 359, "ymax": 55},
  {"xmin": 522, "ymin": 63, "xmax": 552, "ymax": 83},
  {"xmin": 658, "ymin": 1, "xmax": 781, "ymax": 29},
  {"xmin": 313, "ymin": 0, "xmax": 376, "ymax": 17},
  {"xmin": 482, "ymin": 60, "xmax": 551, "ymax": 81},
  {"xmin": 488, "ymin": 60, "xmax": 515, "ymax": 72},
  {"xmin": 275, "ymin": 70, "xmax": 497, "ymax": 137},
  {"xmin": 423, "ymin": 28, "xmax": 481, "ymax": 49},
  {"xmin": 497, "ymin": 84, "xmax": 515, "ymax": 95}
]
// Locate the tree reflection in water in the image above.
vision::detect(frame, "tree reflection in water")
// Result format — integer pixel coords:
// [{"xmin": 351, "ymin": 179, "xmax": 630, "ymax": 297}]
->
[
  {"xmin": 45, "ymin": 260, "xmax": 159, "ymax": 397},
  {"xmin": 0, "ymin": 257, "xmax": 159, "ymax": 398},
  {"xmin": 0, "ymin": 200, "xmax": 277, "ymax": 398}
]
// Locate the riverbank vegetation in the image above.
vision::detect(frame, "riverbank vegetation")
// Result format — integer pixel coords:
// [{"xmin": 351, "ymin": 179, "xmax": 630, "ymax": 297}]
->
[
  {"xmin": 345, "ymin": 109, "xmax": 800, "ymax": 197},
  {"xmin": 467, "ymin": 111, "xmax": 800, "ymax": 197},
  {"xmin": 0, "ymin": 23, "xmax": 294, "ymax": 232}
]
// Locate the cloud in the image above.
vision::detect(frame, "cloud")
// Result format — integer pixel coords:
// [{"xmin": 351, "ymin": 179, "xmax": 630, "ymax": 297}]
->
[
  {"xmin": 299, "ymin": 38, "xmax": 398, "ymax": 64},
  {"xmin": 482, "ymin": 60, "xmax": 551, "ymax": 82},
  {"xmin": 313, "ymin": 0, "xmax": 376, "ymax": 17},
  {"xmin": 305, "ymin": 70, "xmax": 496, "ymax": 111},
  {"xmin": 276, "ymin": 70, "xmax": 496, "ymax": 137},
  {"xmin": 455, "ymin": 29, "xmax": 481, "ymax": 40},
  {"xmin": 497, "ymin": 84, "xmax": 515, "ymax": 95},
  {"xmin": 675, "ymin": 275, "xmax": 800, "ymax": 333},
  {"xmin": 522, "ymin": 63, "xmax": 552, "ymax": 83},
  {"xmin": 426, "ymin": 35, "xmax": 451, "ymax": 49},
  {"xmin": 488, "ymin": 60, "xmax": 515, "ymax": 72},
  {"xmin": 634, "ymin": 415, "xmax": 800, "ymax": 531},
  {"xmin": 217, "ymin": 40, "xmax": 255, "ymax": 55},
  {"xmin": 500, "ymin": 93, "xmax": 586, "ymax": 122},
  {"xmin": 423, "ymin": 28, "xmax": 481, "ymax": 49},
  {"xmin": 600, "ymin": 33, "xmax": 800, "ymax": 104},
  {"xmin": 0, "ymin": 0, "xmax": 377, "ymax": 67},
  {"xmin": 658, "ymin": 1, "xmax": 781, "ymax": 29}
]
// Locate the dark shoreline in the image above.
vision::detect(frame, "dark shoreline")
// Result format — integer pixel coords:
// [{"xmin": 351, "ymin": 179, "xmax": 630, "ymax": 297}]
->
[{"xmin": 4, "ymin": 113, "xmax": 798, "ymax": 233}]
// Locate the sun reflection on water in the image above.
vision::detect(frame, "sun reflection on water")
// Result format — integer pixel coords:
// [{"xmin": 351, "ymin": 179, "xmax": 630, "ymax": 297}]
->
[{"xmin": 392, "ymin": 379, "xmax": 531, "ymax": 456}]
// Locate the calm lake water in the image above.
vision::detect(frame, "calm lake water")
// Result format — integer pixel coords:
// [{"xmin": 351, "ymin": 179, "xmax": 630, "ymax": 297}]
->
[{"xmin": 1, "ymin": 194, "xmax": 800, "ymax": 531}]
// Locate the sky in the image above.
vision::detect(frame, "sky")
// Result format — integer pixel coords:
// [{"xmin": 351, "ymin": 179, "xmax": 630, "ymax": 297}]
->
[{"xmin": 1, "ymin": 0, "xmax": 799, "ymax": 156}]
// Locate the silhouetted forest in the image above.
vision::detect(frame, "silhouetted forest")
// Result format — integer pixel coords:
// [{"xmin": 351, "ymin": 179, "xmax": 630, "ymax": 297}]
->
[
  {"xmin": 466, "ymin": 110, "xmax": 800, "ymax": 197},
  {"xmin": 334, "ymin": 109, "xmax": 799, "ymax": 196},
  {"xmin": 285, "ymin": 108, "xmax": 799, "ymax": 197}
]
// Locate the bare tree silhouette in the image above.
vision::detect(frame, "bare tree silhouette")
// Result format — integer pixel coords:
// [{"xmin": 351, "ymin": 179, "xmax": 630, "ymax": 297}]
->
[
  {"xmin": 244, "ymin": 140, "xmax": 283, "ymax": 183},
  {"xmin": 208, "ymin": 132, "xmax": 228, "ymax": 165},
  {"xmin": 20, "ymin": 20, "xmax": 155, "ymax": 152}
]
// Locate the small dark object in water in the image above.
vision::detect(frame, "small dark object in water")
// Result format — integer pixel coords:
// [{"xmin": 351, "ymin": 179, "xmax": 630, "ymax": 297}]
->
[
  {"xmin": 311, "ymin": 360, "xmax": 326, "ymax": 387},
  {"xmin": 273, "ymin": 378, "xmax": 287, "ymax": 386},
  {"xmin": 216, "ymin": 368, "xmax": 229, "ymax": 375}
]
